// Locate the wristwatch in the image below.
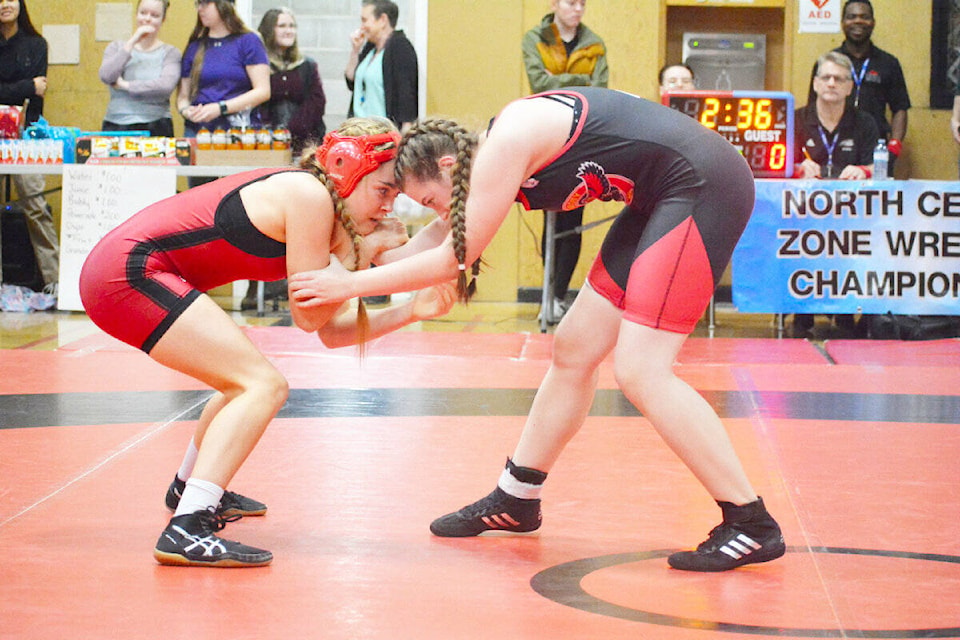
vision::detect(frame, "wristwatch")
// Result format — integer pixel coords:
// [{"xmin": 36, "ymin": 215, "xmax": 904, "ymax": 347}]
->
[{"xmin": 218, "ymin": 101, "xmax": 228, "ymax": 116}]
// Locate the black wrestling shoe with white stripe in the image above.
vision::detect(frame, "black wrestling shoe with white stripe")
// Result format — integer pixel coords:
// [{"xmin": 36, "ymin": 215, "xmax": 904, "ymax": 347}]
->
[
  {"xmin": 668, "ymin": 497, "xmax": 785, "ymax": 572},
  {"xmin": 154, "ymin": 508, "xmax": 273, "ymax": 567},
  {"xmin": 430, "ymin": 487, "xmax": 541, "ymax": 537},
  {"xmin": 164, "ymin": 475, "xmax": 267, "ymax": 517}
]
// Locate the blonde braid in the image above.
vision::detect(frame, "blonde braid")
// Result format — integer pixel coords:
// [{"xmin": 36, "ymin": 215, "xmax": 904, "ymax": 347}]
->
[{"xmin": 300, "ymin": 150, "xmax": 369, "ymax": 350}]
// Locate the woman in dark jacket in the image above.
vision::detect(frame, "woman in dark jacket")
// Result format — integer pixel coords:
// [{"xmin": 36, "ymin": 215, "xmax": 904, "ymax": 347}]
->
[
  {"xmin": 344, "ymin": 0, "xmax": 417, "ymax": 131},
  {"xmin": 0, "ymin": 0, "xmax": 59, "ymax": 296},
  {"xmin": 257, "ymin": 7, "xmax": 326, "ymax": 154}
]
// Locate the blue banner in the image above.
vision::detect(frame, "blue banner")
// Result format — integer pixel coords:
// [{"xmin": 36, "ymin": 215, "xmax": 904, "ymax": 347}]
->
[{"xmin": 732, "ymin": 179, "xmax": 960, "ymax": 314}]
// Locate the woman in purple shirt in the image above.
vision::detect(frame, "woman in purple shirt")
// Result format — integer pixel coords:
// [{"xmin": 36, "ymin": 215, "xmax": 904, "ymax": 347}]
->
[{"xmin": 176, "ymin": 0, "xmax": 269, "ymax": 139}]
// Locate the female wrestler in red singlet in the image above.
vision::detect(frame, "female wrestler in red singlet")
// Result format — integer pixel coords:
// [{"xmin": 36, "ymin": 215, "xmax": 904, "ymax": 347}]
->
[
  {"xmin": 80, "ymin": 117, "xmax": 455, "ymax": 567},
  {"xmin": 289, "ymin": 88, "xmax": 785, "ymax": 572}
]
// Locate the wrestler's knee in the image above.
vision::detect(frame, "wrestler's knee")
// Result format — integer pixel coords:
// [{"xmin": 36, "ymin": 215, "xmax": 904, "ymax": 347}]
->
[
  {"xmin": 225, "ymin": 363, "xmax": 289, "ymax": 413},
  {"xmin": 552, "ymin": 320, "xmax": 609, "ymax": 373}
]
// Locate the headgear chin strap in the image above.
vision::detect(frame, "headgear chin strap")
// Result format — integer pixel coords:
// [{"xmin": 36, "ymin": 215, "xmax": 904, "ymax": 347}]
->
[{"xmin": 315, "ymin": 130, "xmax": 402, "ymax": 198}]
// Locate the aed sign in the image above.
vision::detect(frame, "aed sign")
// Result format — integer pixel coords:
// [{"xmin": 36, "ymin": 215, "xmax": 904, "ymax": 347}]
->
[{"xmin": 798, "ymin": 0, "xmax": 841, "ymax": 33}]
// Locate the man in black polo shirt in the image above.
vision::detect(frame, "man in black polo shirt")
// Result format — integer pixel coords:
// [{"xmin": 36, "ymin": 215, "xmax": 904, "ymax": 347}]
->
[{"xmin": 807, "ymin": 0, "xmax": 910, "ymax": 173}]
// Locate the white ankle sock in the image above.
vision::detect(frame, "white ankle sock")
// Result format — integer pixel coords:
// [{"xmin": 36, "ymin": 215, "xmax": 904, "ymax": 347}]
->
[
  {"xmin": 174, "ymin": 478, "xmax": 224, "ymax": 517},
  {"xmin": 498, "ymin": 468, "xmax": 544, "ymax": 500},
  {"xmin": 175, "ymin": 439, "xmax": 200, "ymax": 483}
]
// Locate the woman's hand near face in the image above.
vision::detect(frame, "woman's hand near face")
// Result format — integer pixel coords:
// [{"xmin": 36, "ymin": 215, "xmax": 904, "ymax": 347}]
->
[
  {"xmin": 127, "ymin": 24, "xmax": 157, "ymax": 50},
  {"xmin": 350, "ymin": 28, "xmax": 365, "ymax": 51}
]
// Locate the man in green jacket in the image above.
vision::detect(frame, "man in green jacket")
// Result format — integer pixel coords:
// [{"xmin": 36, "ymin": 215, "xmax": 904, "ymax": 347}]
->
[{"xmin": 522, "ymin": 0, "xmax": 608, "ymax": 324}]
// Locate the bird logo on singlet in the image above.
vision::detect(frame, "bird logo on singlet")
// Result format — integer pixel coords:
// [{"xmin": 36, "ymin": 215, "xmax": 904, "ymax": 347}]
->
[{"xmin": 561, "ymin": 161, "xmax": 634, "ymax": 210}]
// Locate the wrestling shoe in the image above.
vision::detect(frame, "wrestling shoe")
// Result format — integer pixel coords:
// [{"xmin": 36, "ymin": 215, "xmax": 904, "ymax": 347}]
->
[
  {"xmin": 430, "ymin": 487, "xmax": 542, "ymax": 537},
  {"xmin": 154, "ymin": 508, "xmax": 273, "ymax": 567},
  {"xmin": 164, "ymin": 475, "xmax": 268, "ymax": 517},
  {"xmin": 668, "ymin": 497, "xmax": 785, "ymax": 572}
]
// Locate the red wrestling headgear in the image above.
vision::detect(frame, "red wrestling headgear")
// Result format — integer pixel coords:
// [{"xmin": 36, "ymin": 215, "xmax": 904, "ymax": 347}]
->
[{"xmin": 315, "ymin": 130, "xmax": 402, "ymax": 198}]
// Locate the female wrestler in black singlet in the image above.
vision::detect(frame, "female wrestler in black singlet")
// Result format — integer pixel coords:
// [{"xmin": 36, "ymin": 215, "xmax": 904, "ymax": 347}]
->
[{"xmin": 289, "ymin": 87, "xmax": 785, "ymax": 572}]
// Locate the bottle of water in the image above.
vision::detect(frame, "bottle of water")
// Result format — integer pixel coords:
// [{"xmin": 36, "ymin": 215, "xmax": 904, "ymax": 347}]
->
[{"xmin": 873, "ymin": 139, "xmax": 889, "ymax": 180}]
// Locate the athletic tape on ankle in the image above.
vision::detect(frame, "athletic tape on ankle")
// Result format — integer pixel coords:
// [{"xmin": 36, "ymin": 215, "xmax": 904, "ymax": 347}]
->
[{"xmin": 498, "ymin": 468, "xmax": 543, "ymax": 500}]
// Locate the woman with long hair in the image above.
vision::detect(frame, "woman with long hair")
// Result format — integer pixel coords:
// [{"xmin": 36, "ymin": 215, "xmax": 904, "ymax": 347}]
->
[
  {"xmin": 257, "ymin": 7, "xmax": 326, "ymax": 153},
  {"xmin": 80, "ymin": 118, "xmax": 456, "ymax": 567},
  {"xmin": 176, "ymin": 0, "xmax": 270, "ymax": 144}
]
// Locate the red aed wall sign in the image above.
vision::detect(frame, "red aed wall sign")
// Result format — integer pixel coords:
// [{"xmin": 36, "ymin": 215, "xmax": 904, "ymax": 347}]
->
[{"xmin": 798, "ymin": 0, "xmax": 841, "ymax": 33}]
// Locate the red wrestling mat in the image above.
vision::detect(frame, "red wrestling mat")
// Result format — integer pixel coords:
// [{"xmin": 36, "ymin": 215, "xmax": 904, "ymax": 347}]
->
[
  {"xmin": 241, "ymin": 326, "xmax": 554, "ymax": 359},
  {"xmin": 4, "ymin": 326, "xmax": 960, "ymax": 639},
  {"xmin": 676, "ymin": 337, "xmax": 826, "ymax": 365},
  {"xmin": 825, "ymin": 338, "xmax": 960, "ymax": 367},
  {"xmin": 0, "ymin": 349, "xmax": 204, "ymax": 394},
  {"xmin": 60, "ymin": 324, "xmax": 826, "ymax": 366},
  {"xmin": 49, "ymin": 329, "xmax": 832, "ymax": 396},
  {"xmin": 244, "ymin": 329, "xmax": 827, "ymax": 365}
]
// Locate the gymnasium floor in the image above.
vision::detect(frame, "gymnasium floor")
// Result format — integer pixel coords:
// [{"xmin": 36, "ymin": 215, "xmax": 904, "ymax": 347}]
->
[{"xmin": 1, "ymin": 299, "xmax": 958, "ymax": 640}]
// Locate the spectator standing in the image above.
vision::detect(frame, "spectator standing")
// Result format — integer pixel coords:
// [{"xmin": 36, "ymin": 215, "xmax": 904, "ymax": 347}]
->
[
  {"xmin": 176, "ymin": 0, "xmax": 270, "ymax": 168},
  {"xmin": 808, "ymin": 0, "xmax": 909, "ymax": 173},
  {"xmin": 99, "ymin": 0, "xmax": 181, "ymax": 137},
  {"xmin": 345, "ymin": 0, "xmax": 418, "ymax": 132},
  {"xmin": 522, "ymin": 0, "xmax": 607, "ymax": 323},
  {"xmin": 345, "ymin": 0, "xmax": 417, "ymax": 304},
  {"xmin": 0, "ymin": 0, "xmax": 58, "ymax": 297},
  {"xmin": 257, "ymin": 7, "xmax": 326, "ymax": 154},
  {"xmin": 793, "ymin": 51, "xmax": 878, "ymax": 339}
]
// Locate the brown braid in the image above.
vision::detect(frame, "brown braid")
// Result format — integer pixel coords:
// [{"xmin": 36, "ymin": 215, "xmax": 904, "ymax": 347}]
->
[{"xmin": 396, "ymin": 119, "xmax": 480, "ymax": 302}]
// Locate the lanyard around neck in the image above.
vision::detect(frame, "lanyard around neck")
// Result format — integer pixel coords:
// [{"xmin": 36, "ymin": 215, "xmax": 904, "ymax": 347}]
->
[
  {"xmin": 817, "ymin": 124, "xmax": 840, "ymax": 177},
  {"xmin": 851, "ymin": 58, "xmax": 870, "ymax": 107}
]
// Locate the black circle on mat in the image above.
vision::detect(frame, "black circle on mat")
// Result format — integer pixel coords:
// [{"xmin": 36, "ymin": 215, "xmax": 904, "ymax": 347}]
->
[{"xmin": 530, "ymin": 546, "xmax": 960, "ymax": 638}]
